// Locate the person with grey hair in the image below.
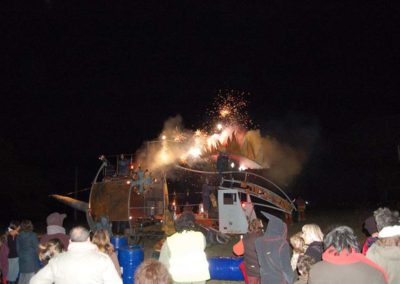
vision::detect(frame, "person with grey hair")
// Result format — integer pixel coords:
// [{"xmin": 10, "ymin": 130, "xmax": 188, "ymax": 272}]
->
[
  {"xmin": 308, "ymin": 226, "xmax": 388, "ymax": 284},
  {"xmin": 366, "ymin": 217, "xmax": 400, "ymax": 284},
  {"xmin": 374, "ymin": 207, "xmax": 400, "ymax": 232},
  {"xmin": 30, "ymin": 226, "xmax": 122, "ymax": 284},
  {"xmin": 362, "ymin": 207, "xmax": 400, "ymax": 255}
]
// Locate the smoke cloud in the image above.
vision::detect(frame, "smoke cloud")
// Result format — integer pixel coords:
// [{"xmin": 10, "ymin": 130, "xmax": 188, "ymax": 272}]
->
[{"xmin": 135, "ymin": 114, "xmax": 317, "ymax": 186}]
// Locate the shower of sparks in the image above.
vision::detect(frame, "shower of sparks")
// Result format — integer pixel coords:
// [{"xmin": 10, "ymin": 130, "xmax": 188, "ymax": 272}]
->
[
  {"xmin": 206, "ymin": 89, "xmax": 254, "ymax": 130},
  {"xmin": 149, "ymin": 90, "xmax": 264, "ymax": 171}
]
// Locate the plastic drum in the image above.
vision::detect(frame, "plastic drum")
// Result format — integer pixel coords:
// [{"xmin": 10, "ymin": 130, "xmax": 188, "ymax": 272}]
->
[
  {"xmin": 111, "ymin": 235, "xmax": 128, "ymax": 256},
  {"xmin": 118, "ymin": 245, "xmax": 144, "ymax": 284},
  {"xmin": 208, "ymin": 257, "xmax": 244, "ymax": 281}
]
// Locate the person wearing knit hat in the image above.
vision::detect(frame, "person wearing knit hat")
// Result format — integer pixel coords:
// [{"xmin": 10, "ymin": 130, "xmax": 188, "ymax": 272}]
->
[
  {"xmin": 366, "ymin": 224, "xmax": 400, "ymax": 284},
  {"xmin": 40, "ymin": 212, "xmax": 70, "ymax": 250}
]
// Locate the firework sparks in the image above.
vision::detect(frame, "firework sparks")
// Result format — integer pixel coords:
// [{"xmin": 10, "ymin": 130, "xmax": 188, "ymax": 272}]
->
[{"xmin": 207, "ymin": 89, "xmax": 254, "ymax": 130}]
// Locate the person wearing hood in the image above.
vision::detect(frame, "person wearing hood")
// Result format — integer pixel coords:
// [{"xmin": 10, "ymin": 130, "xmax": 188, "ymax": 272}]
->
[
  {"xmin": 40, "ymin": 212, "xmax": 70, "ymax": 250},
  {"xmin": 16, "ymin": 220, "xmax": 39, "ymax": 284},
  {"xmin": 309, "ymin": 226, "xmax": 388, "ymax": 284},
  {"xmin": 255, "ymin": 212, "xmax": 294, "ymax": 284}
]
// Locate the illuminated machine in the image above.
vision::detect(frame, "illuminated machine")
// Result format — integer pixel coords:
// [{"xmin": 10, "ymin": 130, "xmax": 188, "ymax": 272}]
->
[{"xmin": 52, "ymin": 93, "xmax": 298, "ymax": 242}]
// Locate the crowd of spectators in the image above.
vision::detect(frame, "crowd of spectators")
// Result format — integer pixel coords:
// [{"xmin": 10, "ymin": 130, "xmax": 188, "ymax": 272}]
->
[{"xmin": 1, "ymin": 206, "xmax": 400, "ymax": 284}]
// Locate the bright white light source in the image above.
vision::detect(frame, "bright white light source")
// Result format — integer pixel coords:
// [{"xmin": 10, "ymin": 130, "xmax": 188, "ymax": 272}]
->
[
  {"xmin": 189, "ymin": 147, "xmax": 201, "ymax": 158},
  {"xmin": 126, "ymin": 180, "xmax": 131, "ymax": 185},
  {"xmin": 239, "ymin": 165, "xmax": 246, "ymax": 171},
  {"xmin": 231, "ymin": 162, "xmax": 235, "ymax": 168},
  {"xmin": 161, "ymin": 135, "xmax": 167, "ymax": 140},
  {"xmin": 216, "ymin": 123, "xmax": 223, "ymax": 131}
]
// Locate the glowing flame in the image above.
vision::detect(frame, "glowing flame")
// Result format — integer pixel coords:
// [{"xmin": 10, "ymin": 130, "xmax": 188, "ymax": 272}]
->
[{"xmin": 188, "ymin": 147, "xmax": 201, "ymax": 158}]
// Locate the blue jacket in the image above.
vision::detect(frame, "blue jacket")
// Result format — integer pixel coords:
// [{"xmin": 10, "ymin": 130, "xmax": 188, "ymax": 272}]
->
[{"xmin": 17, "ymin": 231, "xmax": 39, "ymax": 273}]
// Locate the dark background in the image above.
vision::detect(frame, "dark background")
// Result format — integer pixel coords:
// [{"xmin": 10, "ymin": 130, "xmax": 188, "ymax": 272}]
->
[{"xmin": 2, "ymin": 1, "xmax": 400, "ymax": 225}]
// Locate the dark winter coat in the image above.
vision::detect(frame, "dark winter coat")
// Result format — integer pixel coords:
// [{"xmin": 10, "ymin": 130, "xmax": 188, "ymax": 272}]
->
[
  {"xmin": 304, "ymin": 241, "xmax": 324, "ymax": 262},
  {"xmin": 309, "ymin": 247, "xmax": 388, "ymax": 284},
  {"xmin": 16, "ymin": 231, "xmax": 39, "ymax": 273},
  {"xmin": 243, "ymin": 231, "xmax": 263, "ymax": 277},
  {"xmin": 7, "ymin": 235, "xmax": 18, "ymax": 258},
  {"xmin": 255, "ymin": 212, "xmax": 294, "ymax": 284}
]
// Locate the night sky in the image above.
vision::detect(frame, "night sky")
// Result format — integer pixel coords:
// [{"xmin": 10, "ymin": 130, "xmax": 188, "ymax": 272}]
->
[{"xmin": 2, "ymin": 1, "xmax": 400, "ymax": 223}]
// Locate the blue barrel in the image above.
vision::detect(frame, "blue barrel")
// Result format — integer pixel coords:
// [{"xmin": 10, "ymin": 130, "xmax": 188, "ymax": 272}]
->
[
  {"xmin": 111, "ymin": 235, "xmax": 128, "ymax": 256},
  {"xmin": 118, "ymin": 245, "xmax": 144, "ymax": 284},
  {"xmin": 208, "ymin": 257, "xmax": 244, "ymax": 281}
]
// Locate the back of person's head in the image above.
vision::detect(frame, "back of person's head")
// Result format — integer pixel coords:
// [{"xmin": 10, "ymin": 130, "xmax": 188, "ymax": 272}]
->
[
  {"xmin": 302, "ymin": 224, "xmax": 323, "ymax": 244},
  {"xmin": 69, "ymin": 226, "xmax": 90, "ymax": 242},
  {"xmin": 134, "ymin": 259, "xmax": 172, "ymax": 284},
  {"xmin": 374, "ymin": 207, "xmax": 400, "ymax": 232},
  {"xmin": 8, "ymin": 220, "xmax": 20, "ymax": 231},
  {"xmin": 0, "ymin": 233, "xmax": 6, "ymax": 246},
  {"xmin": 39, "ymin": 238, "xmax": 64, "ymax": 264},
  {"xmin": 249, "ymin": 218, "xmax": 263, "ymax": 233},
  {"xmin": 175, "ymin": 212, "xmax": 196, "ymax": 232},
  {"xmin": 20, "ymin": 219, "xmax": 34, "ymax": 232},
  {"xmin": 297, "ymin": 255, "xmax": 316, "ymax": 276},
  {"xmin": 364, "ymin": 215, "xmax": 378, "ymax": 236},
  {"xmin": 92, "ymin": 229, "xmax": 113, "ymax": 254},
  {"xmin": 290, "ymin": 231, "xmax": 306, "ymax": 253},
  {"xmin": 324, "ymin": 226, "xmax": 359, "ymax": 254}
]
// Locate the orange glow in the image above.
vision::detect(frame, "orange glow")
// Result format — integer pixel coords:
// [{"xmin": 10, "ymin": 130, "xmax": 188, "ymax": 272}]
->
[{"xmin": 220, "ymin": 108, "xmax": 230, "ymax": 117}]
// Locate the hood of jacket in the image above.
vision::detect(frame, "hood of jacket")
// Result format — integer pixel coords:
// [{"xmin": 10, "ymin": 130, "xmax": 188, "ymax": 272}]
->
[{"xmin": 261, "ymin": 211, "xmax": 287, "ymax": 240}]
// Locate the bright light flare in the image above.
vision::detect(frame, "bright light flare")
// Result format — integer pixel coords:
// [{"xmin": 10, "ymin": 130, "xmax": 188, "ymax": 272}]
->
[
  {"xmin": 239, "ymin": 165, "xmax": 246, "ymax": 171},
  {"xmin": 216, "ymin": 123, "xmax": 223, "ymax": 131},
  {"xmin": 188, "ymin": 147, "xmax": 201, "ymax": 158},
  {"xmin": 230, "ymin": 162, "xmax": 235, "ymax": 168},
  {"xmin": 161, "ymin": 135, "xmax": 167, "ymax": 140}
]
